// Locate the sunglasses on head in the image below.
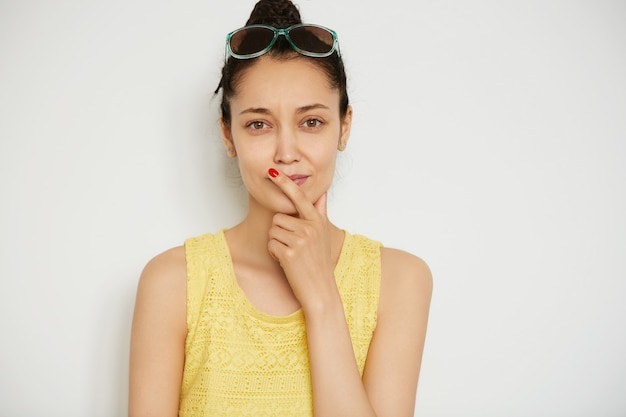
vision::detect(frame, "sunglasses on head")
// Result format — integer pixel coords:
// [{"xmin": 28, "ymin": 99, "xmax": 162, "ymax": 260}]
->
[{"xmin": 225, "ymin": 24, "xmax": 340, "ymax": 60}]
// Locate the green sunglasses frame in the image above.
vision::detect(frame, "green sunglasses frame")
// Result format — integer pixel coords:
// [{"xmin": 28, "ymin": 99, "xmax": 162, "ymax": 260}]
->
[{"xmin": 225, "ymin": 23, "xmax": 340, "ymax": 60}]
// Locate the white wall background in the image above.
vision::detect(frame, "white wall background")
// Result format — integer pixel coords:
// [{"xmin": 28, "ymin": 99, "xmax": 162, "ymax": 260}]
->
[{"xmin": 1, "ymin": 1, "xmax": 624, "ymax": 416}]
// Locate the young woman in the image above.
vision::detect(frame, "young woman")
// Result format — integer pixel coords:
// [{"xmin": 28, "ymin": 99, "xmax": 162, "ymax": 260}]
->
[{"xmin": 129, "ymin": 1, "xmax": 432, "ymax": 416}]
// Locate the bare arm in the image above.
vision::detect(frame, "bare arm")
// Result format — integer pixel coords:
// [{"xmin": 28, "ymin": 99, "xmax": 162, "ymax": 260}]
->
[
  {"xmin": 363, "ymin": 248, "xmax": 433, "ymax": 416},
  {"xmin": 128, "ymin": 247, "xmax": 187, "ymax": 417}
]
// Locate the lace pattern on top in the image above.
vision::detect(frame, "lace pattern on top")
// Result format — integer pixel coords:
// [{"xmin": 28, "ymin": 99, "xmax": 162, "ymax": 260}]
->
[{"xmin": 179, "ymin": 229, "xmax": 381, "ymax": 417}]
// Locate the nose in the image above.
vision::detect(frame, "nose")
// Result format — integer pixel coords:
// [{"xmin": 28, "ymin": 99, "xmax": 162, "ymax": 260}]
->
[{"xmin": 273, "ymin": 127, "xmax": 301, "ymax": 164}]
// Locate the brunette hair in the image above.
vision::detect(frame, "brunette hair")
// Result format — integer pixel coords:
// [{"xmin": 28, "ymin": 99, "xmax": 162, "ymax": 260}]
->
[{"xmin": 216, "ymin": 0, "xmax": 349, "ymax": 127}]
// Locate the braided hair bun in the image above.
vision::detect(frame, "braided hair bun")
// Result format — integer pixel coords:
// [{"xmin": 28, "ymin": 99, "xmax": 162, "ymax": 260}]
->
[{"xmin": 245, "ymin": 0, "xmax": 302, "ymax": 28}]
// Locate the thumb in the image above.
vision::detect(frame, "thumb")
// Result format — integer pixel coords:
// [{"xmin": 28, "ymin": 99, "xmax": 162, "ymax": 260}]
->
[{"xmin": 314, "ymin": 192, "xmax": 327, "ymax": 217}]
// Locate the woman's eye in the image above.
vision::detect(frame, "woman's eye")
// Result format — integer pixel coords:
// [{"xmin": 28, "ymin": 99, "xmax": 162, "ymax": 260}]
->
[
  {"xmin": 247, "ymin": 121, "xmax": 268, "ymax": 130},
  {"xmin": 303, "ymin": 119, "xmax": 322, "ymax": 128}
]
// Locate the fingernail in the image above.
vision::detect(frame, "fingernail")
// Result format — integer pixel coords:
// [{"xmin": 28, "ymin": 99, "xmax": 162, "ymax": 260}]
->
[{"xmin": 268, "ymin": 168, "xmax": 279, "ymax": 178}]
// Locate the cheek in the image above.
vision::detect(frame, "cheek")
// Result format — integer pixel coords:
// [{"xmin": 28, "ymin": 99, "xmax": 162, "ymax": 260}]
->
[
  {"xmin": 236, "ymin": 154, "xmax": 263, "ymax": 184},
  {"xmin": 234, "ymin": 147, "xmax": 277, "ymax": 197},
  {"xmin": 316, "ymin": 144, "xmax": 339, "ymax": 168},
  {"xmin": 313, "ymin": 148, "xmax": 339, "ymax": 185},
  {"xmin": 233, "ymin": 138, "xmax": 268, "ymax": 169}
]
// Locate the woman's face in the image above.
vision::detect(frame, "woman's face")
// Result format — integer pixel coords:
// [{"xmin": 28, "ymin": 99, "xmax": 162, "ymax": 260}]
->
[{"xmin": 222, "ymin": 56, "xmax": 352, "ymax": 215}]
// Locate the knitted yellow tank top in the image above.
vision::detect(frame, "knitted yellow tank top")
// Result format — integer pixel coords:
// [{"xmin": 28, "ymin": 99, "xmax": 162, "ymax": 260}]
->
[{"xmin": 179, "ymin": 229, "xmax": 382, "ymax": 417}]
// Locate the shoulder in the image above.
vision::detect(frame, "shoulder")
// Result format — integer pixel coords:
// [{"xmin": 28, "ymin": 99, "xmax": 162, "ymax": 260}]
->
[
  {"xmin": 378, "ymin": 247, "xmax": 433, "ymax": 317},
  {"xmin": 132, "ymin": 245, "xmax": 188, "ymax": 344},
  {"xmin": 136, "ymin": 246, "xmax": 187, "ymax": 308},
  {"xmin": 380, "ymin": 247, "xmax": 432, "ymax": 283},
  {"xmin": 141, "ymin": 245, "xmax": 186, "ymax": 283}
]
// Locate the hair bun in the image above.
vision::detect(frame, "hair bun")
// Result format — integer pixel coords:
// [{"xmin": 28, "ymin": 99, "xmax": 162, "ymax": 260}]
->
[{"xmin": 245, "ymin": 0, "xmax": 302, "ymax": 28}]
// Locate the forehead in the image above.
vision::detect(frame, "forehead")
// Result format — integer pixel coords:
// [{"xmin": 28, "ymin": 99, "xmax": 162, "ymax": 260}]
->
[{"xmin": 230, "ymin": 57, "xmax": 339, "ymax": 111}]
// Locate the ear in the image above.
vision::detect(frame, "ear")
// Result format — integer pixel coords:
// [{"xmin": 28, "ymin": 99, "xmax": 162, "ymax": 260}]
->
[
  {"xmin": 337, "ymin": 105, "xmax": 353, "ymax": 151},
  {"xmin": 220, "ymin": 117, "xmax": 237, "ymax": 158}
]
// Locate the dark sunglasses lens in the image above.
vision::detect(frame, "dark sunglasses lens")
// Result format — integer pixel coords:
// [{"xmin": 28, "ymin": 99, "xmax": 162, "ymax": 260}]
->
[
  {"xmin": 230, "ymin": 27, "xmax": 275, "ymax": 56},
  {"xmin": 289, "ymin": 26, "xmax": 334, "ymax": 54}
]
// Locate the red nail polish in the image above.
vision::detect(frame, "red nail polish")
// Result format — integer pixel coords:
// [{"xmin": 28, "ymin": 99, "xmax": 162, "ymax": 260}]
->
[{"xmin": 268, "ymin": 168, "xmax": 279, "ymax": 178}]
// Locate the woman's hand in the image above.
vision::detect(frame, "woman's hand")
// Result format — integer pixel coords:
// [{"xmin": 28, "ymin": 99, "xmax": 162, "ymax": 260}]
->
[{"xmin": 266, "ymin": 168, "xmax": 337, "ymax": 312}]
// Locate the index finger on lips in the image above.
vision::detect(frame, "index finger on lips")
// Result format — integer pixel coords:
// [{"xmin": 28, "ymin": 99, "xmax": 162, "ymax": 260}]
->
[{"xmin": 268, "ymin": 168, "xmax": 316, "ymax": 219}]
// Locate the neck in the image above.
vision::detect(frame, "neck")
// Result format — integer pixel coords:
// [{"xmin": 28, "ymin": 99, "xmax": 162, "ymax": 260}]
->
[
  {"xmin": 225, "ymin": 196, "xmax": 288, "ymax": 270},
  {"xmin": 225, "ymin": 195, "xmax": 343, "ymax": 269}
]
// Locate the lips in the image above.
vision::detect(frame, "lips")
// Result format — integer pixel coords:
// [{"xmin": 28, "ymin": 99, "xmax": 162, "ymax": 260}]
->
[{"xmin": 288, "ymin": 174, "xmax": 309, "ymax": 186}]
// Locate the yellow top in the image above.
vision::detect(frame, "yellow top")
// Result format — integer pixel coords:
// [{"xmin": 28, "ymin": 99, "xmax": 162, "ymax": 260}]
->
[{"xmin": 179, "ymin": 229, "xmax": 382, "ymax": 417}]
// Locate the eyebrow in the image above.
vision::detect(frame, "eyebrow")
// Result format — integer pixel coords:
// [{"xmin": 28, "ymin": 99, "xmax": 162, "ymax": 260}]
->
[
  {"xmin": 296, "ymin": 104, "xmax": 330, "ymax": 114},
  {"xmin": 239, "ymin": 103, "xmax": 330, "ymax": 116}
]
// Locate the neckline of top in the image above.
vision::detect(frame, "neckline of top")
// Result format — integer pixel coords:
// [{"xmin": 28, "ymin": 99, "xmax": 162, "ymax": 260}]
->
[{"xmin": 216, "ymin": 228, "xmax": 350, "ymax": 324}]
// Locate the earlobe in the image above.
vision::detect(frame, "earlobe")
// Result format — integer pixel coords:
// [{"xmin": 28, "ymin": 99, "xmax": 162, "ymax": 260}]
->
[
  {"xmin": 337, "ymin": 106, "xmax": 353, "ymax": 151},
  {"xmin": 220, "ymin": 117, "xmax": 237, "ymax": 158}
]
